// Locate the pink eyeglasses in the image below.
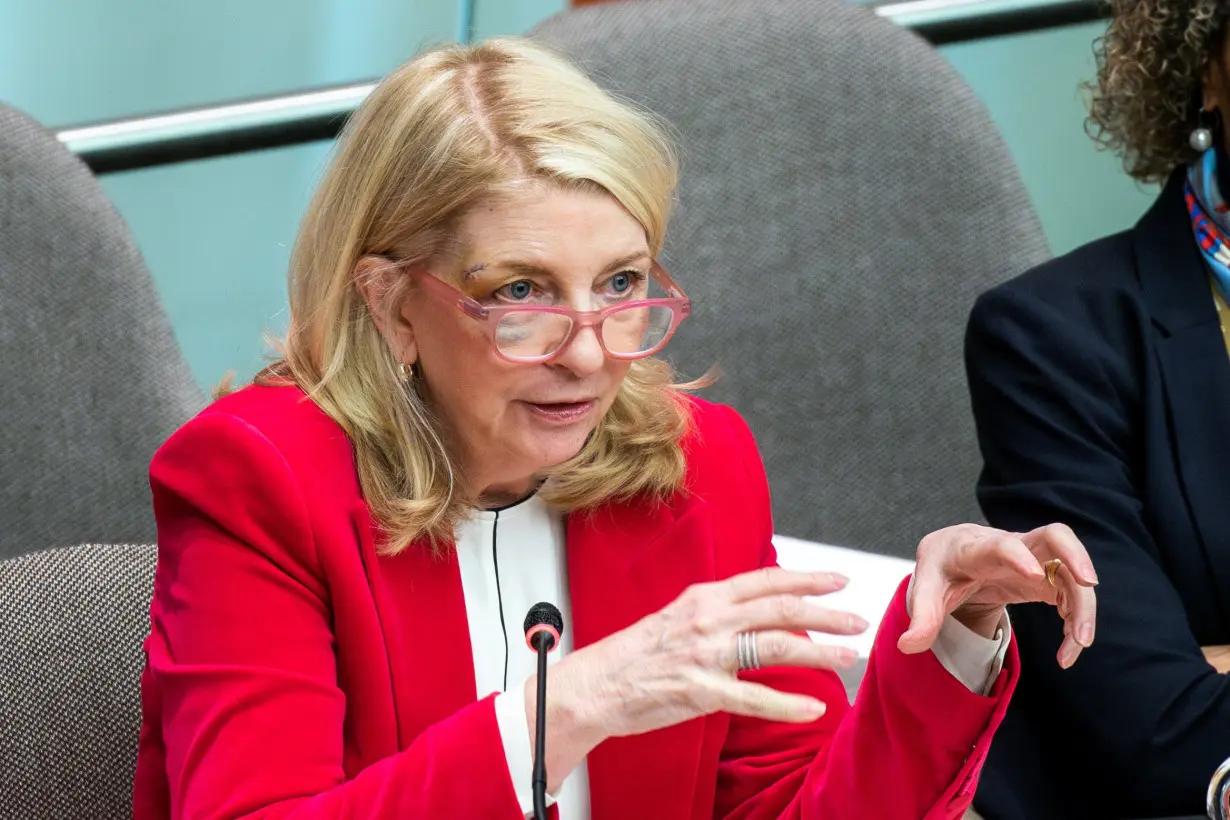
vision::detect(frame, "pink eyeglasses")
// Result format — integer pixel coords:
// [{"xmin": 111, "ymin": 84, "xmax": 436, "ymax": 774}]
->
[{"xmin": 406, "ymin": 261, "xmax": 691, "ymax": 364}]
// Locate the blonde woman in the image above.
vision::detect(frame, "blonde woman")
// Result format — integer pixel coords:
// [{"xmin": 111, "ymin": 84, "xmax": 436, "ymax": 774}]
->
[{"xmin": 132, "ymin": 39, "xmax": 1097, "ymax": 820}]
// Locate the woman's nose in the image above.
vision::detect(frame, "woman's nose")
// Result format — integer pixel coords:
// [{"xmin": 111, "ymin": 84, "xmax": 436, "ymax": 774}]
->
[{"xmin": 551, "ymin": 323, "xmax": 606, "ymax": 376}]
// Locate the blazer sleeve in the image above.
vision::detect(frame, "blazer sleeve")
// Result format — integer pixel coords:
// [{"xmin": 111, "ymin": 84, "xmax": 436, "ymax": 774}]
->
[
  {"xmin": 965, "ymin": 284, "xmax": 1230, "ymax": 814},
  {"xmin": 142, "ymin": 412, "xmax": 522, "ymax": 819},
  {"xmin": 711, "ymin": 406, "xmax": 1018, "ymax": 820}
]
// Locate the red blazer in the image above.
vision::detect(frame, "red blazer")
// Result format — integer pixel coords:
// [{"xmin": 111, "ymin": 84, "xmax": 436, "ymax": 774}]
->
[{"xmin": 133, "ymin": 385, "xmax": 1017, "ymax": 820}]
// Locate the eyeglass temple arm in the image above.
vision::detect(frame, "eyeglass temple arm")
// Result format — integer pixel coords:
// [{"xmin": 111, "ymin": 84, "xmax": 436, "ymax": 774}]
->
[{"xmin": 651, "ymin": 261, "xmax": 689, "ymax": 301}]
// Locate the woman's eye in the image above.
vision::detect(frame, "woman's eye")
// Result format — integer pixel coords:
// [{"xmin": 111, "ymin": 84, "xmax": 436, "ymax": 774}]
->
[
  {"xmin": 607, "ymin": 270, "xmax": 646, "ymax": 297},
  {"xmin": 498, "ymin": 280, "xmax": 535, "ymax": 301}
]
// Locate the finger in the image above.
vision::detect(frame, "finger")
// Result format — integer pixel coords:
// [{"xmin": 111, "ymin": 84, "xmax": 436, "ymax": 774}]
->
[
  {"xmin": 1062, "ymin": 565, "xmax": 1097, "ymax": 646},
  {"xmin": 725, "ymin": 595, "xmax": 869, "ymax": 636},
  {"xmin": 982, "ymin": 532, "xmax": 1047, "ymax": 582},
  {"xmin": 1055, "ymin": 585, "xmax": 1070, "ymax": 620},
  {"xmin": 936, "ymin": 531, "xmax": 1044, "ymax": 587},
  {"xmin": 722, "ymin": 566, "xmax": 850, "ymax": 604},
  {"xmin": 1055, "ymin": 564, "xmax": 1097, "ymax": 668},
  {"xmin": 717, "ymin": 678, "xmax": 828, "ymax": 723},
  {"xmin": 898, "ymin": 567, "xmax": 948, "ymax": 655},
  {"xmin": 1024, "ymin": 523, "xmax": 1098, "ymax": 586},
  {"xmin": 731, "ymin": 630, "xmax": 859, "ymax": 672}
]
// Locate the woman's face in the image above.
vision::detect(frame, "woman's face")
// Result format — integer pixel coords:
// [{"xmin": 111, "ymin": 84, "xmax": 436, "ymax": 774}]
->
[{"xmin": 402, "ymin": 185, "xmax": 652, "ymax": 501}]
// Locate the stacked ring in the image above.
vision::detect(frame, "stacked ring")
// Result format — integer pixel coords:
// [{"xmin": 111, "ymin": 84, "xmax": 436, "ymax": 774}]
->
[{"xmin": 737, "ymin": 631, "xmax": 761, "ymax": 672}]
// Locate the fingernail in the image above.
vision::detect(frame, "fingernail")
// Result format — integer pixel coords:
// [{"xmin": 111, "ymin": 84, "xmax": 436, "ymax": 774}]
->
[
  {"xmin": 1060, "ymin": 645, "xmax": 1077, "ymax": 669},
  {"xmin": 835, "ymin": 647, "xmax": 858, "ymax": 667},
  {"xmin": 826, "ymin": 573, "xmax": 849, "ymax": 588},
  {"xmin": 1078, "ymin": 623, "xmax": 1094, "ymax": 647},
  {"xmin": 806, "ymin": 700, "xmax": 826, "ymax": 718},
  {"xmin": 1085, "ymin": 568, "xmax": 1099, "ymax": 585},
  {"xmin": 850, "ymin": 615, "xmax": 870, "ymax": 632}
]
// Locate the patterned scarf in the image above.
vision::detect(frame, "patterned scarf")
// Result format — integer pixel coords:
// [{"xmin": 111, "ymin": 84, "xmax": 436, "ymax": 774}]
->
[{"xmin": 1184, "ymin": 146, "xmax": 1230, "ymax": 303}]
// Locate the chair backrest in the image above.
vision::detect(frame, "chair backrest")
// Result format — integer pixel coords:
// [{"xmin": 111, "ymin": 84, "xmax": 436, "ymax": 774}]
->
[
  {"xmin": 531, "ymin": 0, "xmax": 1051, "ymax": 557},
  {"xmin": 0, "ymin": 105, "xmax": 203, "ymax": 560},
  {"xmin": 0, "ymin": 543, "xmax": 155, "ymax": 819}
]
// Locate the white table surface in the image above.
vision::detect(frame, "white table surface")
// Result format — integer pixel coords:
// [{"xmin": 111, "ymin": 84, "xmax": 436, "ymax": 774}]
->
[{"xmin": 772, "ymin": 535, "xmax": 914, "ymax": 658}]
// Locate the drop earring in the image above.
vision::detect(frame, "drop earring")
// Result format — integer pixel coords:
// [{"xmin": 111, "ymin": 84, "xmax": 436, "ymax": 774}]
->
[{"xmin": 1192, "ymin": 107, "xmax": 1218, "ymax": 152}]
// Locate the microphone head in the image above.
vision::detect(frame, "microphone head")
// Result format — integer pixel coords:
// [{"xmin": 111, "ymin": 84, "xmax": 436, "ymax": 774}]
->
[
  {"xmin": 524, "ymin": 602, "xmax": 564, "ymax": 653},
  {"xmin": 523, "ymin": 602, "xmax": 563, "ymax": 634}
]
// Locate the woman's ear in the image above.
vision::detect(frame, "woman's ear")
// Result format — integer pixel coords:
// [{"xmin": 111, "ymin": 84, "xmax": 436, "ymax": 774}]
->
[{"xmin": 354, "ymin": 255, "xmax": 418, "ymax": 366}]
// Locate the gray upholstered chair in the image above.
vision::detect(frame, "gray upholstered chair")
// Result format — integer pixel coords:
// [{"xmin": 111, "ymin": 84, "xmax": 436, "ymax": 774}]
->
[
  {"xmin": 532, "ymin": 0, "xmax": 1051, "ymax": 558},
  {"xmin": 0, "ymin": 543, "xmax": 155, "ymax": 819},
  {"xmin": 0, "ymin": 105, "xmax": 203, "ymax": 560}
]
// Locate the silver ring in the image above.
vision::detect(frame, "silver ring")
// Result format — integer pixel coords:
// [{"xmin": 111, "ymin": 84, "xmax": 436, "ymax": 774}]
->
[{"xmin": 737, "ymin": 631, "xmax": 760, "ymax": 672}]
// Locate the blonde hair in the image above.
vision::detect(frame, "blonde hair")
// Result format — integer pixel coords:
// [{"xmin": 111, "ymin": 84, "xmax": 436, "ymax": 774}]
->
[{"xmin": 263, "ymin": 38, "xmax": 692, "ymax": 553}]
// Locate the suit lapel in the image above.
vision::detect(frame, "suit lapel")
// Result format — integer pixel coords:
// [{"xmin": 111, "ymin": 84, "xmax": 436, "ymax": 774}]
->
[
  {"xmin": 1135, "ymin": 171, "xmax": 1230, "ymax": 612},
  {"xmin": 568, "ymin": 494, "xmax": 718, "ymax": 820},
  {"xmin": 350, "ymin": 490, "xmax": 723, "ymax": 814},
  {"xmin": 351, "ymin": 503, "xmax": 478, "ymax": 749}
]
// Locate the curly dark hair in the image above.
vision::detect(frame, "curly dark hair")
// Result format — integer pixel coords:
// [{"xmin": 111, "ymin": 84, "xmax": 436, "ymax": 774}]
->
[{"xmin": 1086, "ymin": 0, "xmax": 1230, "ymax": 182}]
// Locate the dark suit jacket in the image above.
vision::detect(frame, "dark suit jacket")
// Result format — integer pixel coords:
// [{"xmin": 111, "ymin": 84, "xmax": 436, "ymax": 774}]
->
[{"xmin": 968, "ymin": 168, "xmax": 1230, "ymax": 820}]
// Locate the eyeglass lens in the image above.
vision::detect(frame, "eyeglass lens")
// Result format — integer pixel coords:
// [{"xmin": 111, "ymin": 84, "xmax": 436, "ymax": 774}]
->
[{"xmin": 493, "ymin": 304, "xmax": 676, "ymax": 360}]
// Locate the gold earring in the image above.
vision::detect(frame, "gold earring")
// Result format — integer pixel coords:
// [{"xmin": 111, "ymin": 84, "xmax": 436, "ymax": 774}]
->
[{"xmin": 397, "ymin": 362, "xmax": 416, "ymax": 384}]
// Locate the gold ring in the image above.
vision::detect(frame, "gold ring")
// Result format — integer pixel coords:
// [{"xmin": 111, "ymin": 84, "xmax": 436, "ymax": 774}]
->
[{"xmin": 1044, "ymin": 558, "xmax": 1063, "ymax": 587}]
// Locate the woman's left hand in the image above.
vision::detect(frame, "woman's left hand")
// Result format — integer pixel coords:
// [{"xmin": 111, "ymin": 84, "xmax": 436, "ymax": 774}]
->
[{"xmin": 899, "ymin": 523, "xmax": 1098, "ymax": 669}]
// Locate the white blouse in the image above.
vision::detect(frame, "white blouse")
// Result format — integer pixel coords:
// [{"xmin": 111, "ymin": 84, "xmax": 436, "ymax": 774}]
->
[{"xmin": 453, "ymin": 495, "xmax": 1009, "ymax": 820}]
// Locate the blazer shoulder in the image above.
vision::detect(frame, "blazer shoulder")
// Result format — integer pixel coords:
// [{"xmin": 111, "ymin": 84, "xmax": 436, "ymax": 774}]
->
[
  {"xmin": 679, "ymin": 395, "xmax": 755, "ymax": 461},
  {"xmin": 190, "ymin": 383, "xmax": 353, "ymax": 465},
  {"xmin": 969, "ymin": 231, "xmax": 1153, "ymax": 365},
  {"xmin": 977, "ymin": 229, "xmax": 1141, "ymax": 317},
  {"xmin": 678, "ymin": 395, "xmax": 767, "ymax": 504},
  {"xmin": 965, "ymin": 230, "xmax": 1150, "ymax": 433},
  {"xmin": 158, "ymin": 383, "xmax": 361, "ymax": 507},
  {"xmin": 150, "ymin": 383, "xmax": 362, "ymax": 580}
]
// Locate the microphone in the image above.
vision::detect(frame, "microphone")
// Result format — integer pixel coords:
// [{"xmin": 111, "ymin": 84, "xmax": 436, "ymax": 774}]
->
[
  {"xmin": 1209, "ymin": 755, "xmax": 1230, "ymax": 819},
  {"xmin": 523, "ymin": 602, "xmax": 564, "ymax": 820}
]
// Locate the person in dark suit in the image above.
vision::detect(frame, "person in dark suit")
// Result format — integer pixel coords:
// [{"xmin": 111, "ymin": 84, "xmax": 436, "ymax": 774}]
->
[{"xmin": 968, "ymin": 3, "xmax": 1230, "ymax": 818}]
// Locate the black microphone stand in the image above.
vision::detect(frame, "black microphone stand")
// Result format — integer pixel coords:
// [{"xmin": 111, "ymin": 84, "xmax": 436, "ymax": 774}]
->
[
  {"xmin": 531, "ymin": 631, "xmax": 551, "ymax": 820},
  {"xmin": 523, "ymin": 601, "xmax": 563, "ymax": 820}
]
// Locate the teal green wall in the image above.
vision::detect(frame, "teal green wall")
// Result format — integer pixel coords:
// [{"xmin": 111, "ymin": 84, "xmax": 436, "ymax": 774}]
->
[
  {"xmin": 940, "ymin": 22, "xmax": 1159, "ymax": 256},
  {"xmin": 0, "ymin": 3, "xmax": 1155, "ymax": 390},
  {"xmin": 0, "ymin": 0, "xmax": 563, "ymax": 388},
  {"xmin": 0, "ymin": 0, "xmax": 460, "ymax": 125}
]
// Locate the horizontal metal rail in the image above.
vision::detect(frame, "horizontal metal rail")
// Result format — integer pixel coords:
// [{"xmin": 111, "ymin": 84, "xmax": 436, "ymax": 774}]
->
[
  {"xmin": 56, "ymin": 0, "xmax": 1106, "ymax": 175},
  {"xmin": 879, "ymin": 0, "xmax": 1104, "ymax": 45}
]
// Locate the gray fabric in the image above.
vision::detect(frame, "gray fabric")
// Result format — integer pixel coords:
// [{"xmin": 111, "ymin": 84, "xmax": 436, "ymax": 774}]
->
[
  {"xmin": 838, "ymin": 657, "xmax": 867, "ymax": 705},
  {"xmin": 0, "ymin": 543, "xmax": 155, "ymax": 819},
  {"xmin": 532, "ymin": 0, "xmax": 1051, "ymax": 557},
  {"xmin": 0, "ymin": 105, "xmax": 204, "ymax": 560}
]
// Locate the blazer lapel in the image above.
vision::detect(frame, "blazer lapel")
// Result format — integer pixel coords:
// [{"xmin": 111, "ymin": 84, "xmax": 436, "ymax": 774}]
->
[
  {"xmin": 351, "ymin": 503, "xmax": 478, "ymax": 749},
  {"xmin": 1135, "ymin": 171, "xmax": 1230, "ymax": 615},
  {"xmin": 567, "ymin": 494, "xmax": 719, "ymax": 820}
]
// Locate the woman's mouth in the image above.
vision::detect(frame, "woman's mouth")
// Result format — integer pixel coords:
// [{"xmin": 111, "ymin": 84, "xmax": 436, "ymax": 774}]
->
[{"xmin": 522, "ymin": 399, "xmax": 597, "ymax": 424}]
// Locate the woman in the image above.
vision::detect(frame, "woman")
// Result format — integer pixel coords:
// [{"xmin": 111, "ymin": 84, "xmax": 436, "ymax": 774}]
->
[
  {"xmin": 967, "ymin": 4, "xmax": 1230, "ymax": 819},
  {"xmin": 132, "ymin": 39, "xmax": 1096, "ymax": 820}
]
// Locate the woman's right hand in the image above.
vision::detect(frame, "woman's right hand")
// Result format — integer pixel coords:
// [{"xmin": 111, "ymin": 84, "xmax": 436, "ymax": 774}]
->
[{"xmin": 525, "ymin": 568, "xmax": 867, "ymax": 790}]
